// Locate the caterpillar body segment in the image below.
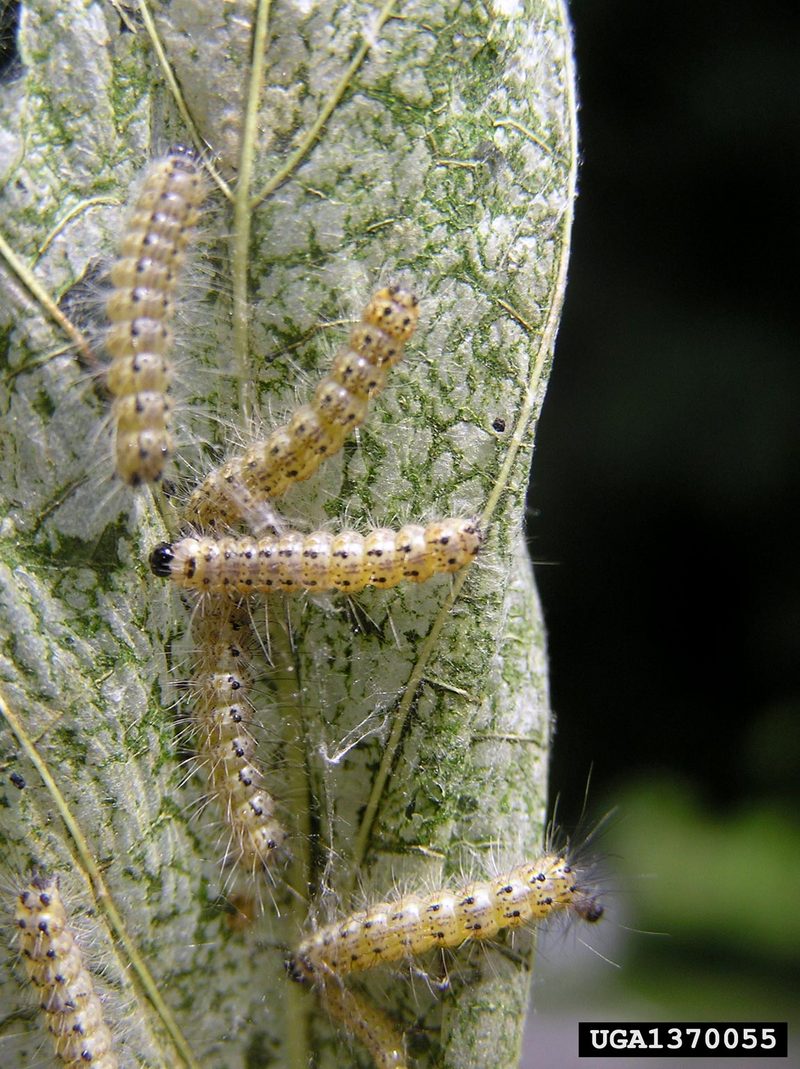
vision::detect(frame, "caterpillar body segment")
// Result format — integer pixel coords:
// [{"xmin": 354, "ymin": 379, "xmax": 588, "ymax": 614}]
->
[
  {"xmin": 14, "ymin": 874, "xmax": 119, "ymax": 1068},
  {"xmin": 149, "ymin": 517, "xmax": 482, "ymax": 597},
  {"xmin": 288, "ymin": 854, "xmax": 602, "ymax": 983},
  {"xmin": 106, "ymin": 145, "xmax": 207, "ymax": 485},
  {"xmin": 183, "ymin": 285, "xmax": 420, "ymax": 528},
  {"xmin": 319, "ymin": 979, "xmax": 408, "ymax": 1069},
  {"xmin": 190, "ymin": 603, "xmax": 288, "ymax": 877}
]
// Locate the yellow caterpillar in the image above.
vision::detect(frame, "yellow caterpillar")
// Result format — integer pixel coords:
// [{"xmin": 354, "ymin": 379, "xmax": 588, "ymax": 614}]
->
[
  {"xmin": 105, "ymin": 145, "xmax": 207, "ymax": 486},
  {"xmin": 183, "ymin": 285, "xmax": 419, "ymax": 529},
  {"xmin": 319, "ymin": 979, "xmax": 408, "ymax": 1069},
  {"xmin": 14, "ymin": 874, "xmax": 119, "ymax": 1069},
  {"xmin": 288, "ymin": 853, "xmax": 602, "ymax": 983},
  {"xmin": 190, "ymin": 603, "xmax": 287, "ymax": 876},
  {"xmin": 149, "ymin": 517, "xmax": 481, "ymax": 596}
]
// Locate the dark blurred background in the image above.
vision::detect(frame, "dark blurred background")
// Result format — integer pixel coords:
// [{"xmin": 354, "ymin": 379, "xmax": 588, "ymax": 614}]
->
[{"xmin": 523, "ymin": 2, "xmax": 800, "ymax": 1064}]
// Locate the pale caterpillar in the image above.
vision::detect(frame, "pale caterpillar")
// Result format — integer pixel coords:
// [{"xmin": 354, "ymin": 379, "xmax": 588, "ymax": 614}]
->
[
  {"xmin": 182, "ymin": 284, "xmax": 420, "ymax": 529},
  {"xmin": 189, "ymin": 602, "xmax": 288, "ymax": 878},
  {"xmin": 318, "ymin": 978, "xmax": 408, "ymax": 1069},
  {"xmin": 105, "ymin": 144, "xmax": 207, "ymax": 486},
  {"xmin": 287, "ymin": 853, "xmax": 603, "ymax": 983},
  {"xmin": 13, "ymin": 873, "xmax": 119, "ymax": 1069},
  {"xmin": 149, "ymin": 517, "xmax": 482, "ymax": 596}
]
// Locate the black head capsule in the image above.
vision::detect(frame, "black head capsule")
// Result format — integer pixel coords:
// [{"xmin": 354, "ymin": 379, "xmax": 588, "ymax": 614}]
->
[
  {"xmin": 575, "ymin": 895, "xmax": 604, "ymax": 924},
  {"xmin": 150, "ymin": 542, "xmax": 176, "ymax": 577}
]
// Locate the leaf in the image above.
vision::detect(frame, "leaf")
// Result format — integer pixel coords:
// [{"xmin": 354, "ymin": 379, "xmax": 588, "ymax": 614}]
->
[{"xmin": 0, "ymin": 1, "xmax": 577, "ymax": 1067}]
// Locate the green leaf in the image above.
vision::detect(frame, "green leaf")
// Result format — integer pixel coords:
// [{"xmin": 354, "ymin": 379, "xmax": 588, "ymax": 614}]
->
[{"xmin": 0, "ymin": 1, "xmax": 577, "ymax": 1066}]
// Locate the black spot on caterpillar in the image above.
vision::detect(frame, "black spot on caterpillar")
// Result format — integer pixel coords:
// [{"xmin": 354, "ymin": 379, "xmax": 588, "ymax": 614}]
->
[
  {"xmin": 149, "ymin": 518, "xmax": 481, "ymax": 596},
  {"xmin": 105, "ymin": 145, "xmax": 207, "ymax": 486},
  {"xmin": 183, "ymin": 284, "xmax": 420, "ymax": 528}
]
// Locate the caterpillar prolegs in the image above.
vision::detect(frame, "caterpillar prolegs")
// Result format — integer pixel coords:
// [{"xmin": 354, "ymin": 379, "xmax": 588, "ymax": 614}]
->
[
  {"xmin": 14, "ymin": 874, "xmax": 119, "ymax": 1069},
  {"xmin": 149, "ymin": 518, "xmax": 481, "ymax": 596},
  {"xmin": 106, "ymin": 145, "xmax": 207, "ymax": 486},
  {"xmin": 183, "ymin": 285, "xmax": 420, "ymax": 529}
]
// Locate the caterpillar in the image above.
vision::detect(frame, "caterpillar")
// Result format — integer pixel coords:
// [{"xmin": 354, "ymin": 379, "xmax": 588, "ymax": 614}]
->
[
  {"xmin": 318, "ymin": 978, "xmax": 408, "ymax": 1069},
  {"xmin": 189, "ymin": 602, "xmax": 288, "ymax": 878},
  {"xmin": 13, "ymin": 873, "xmax": 119, "ymax": 1069},
  {"xmin": 149, "ymin": 517, "xmax": 482, "ymax": 596},
  {"xmin": 105, "ymin": 145, "xmax": 207, "ymax": 486},
  {"xmin": 287, "ymin": 853, "xmax": 603, "ymax": 983},
  {"xmin": 182, "ymin": 284, "xmax": 420, "ymax": 529}
]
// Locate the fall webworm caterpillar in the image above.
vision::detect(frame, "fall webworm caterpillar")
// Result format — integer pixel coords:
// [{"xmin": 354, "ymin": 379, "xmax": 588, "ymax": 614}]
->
[
  {"xmin": 149, "ymin": 517, "xmax": 482, "ymax": 597},
  {"xmin": 105, "ymin": 144, "xmax": 207, "ymax": 486},
  {"xmin": 182, "ymin": 284, "xmax": 420, "ymax": 529},
  {"xmin": 319, "ymin": 977, "xmax": 408, "ymax": 1069},
  {"xmin": 287, "ymin": 852, "xmax": 602, "ymax": 983},
  {"xmin": 189, "ymin": 601, "xmax": 288, "ymax": 880},
  {"xmin": 13, "ymin": 873, "xmax": 119, "ymax": 1069}
]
